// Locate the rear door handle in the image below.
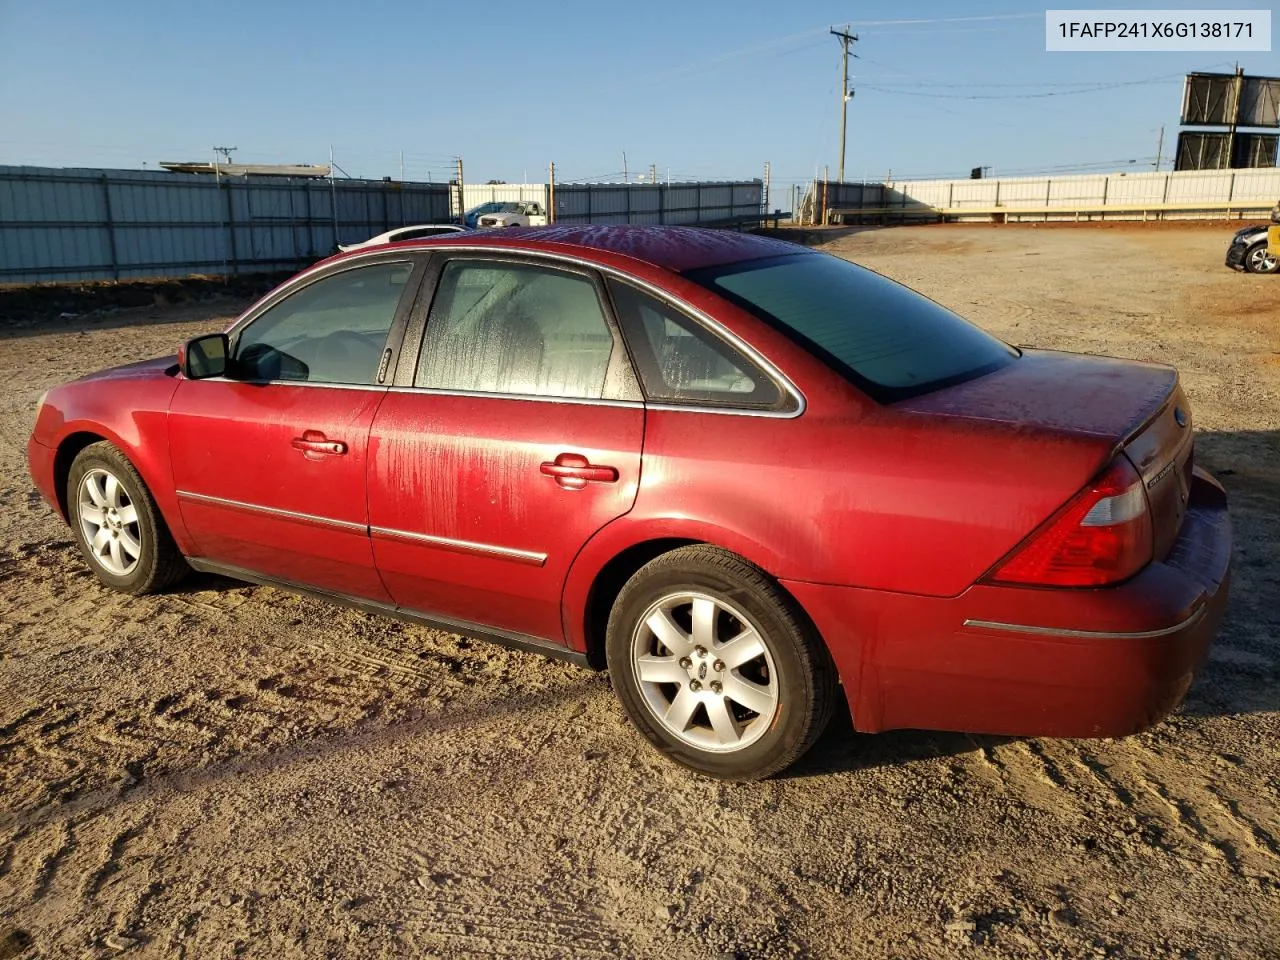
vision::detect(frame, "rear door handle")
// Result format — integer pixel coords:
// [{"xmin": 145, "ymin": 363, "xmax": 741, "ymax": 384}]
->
[
  {"xmin": 291, "ymin": 430, "xmax": 348, "ymax": 458},
  {"xmin": 540, "ymin": 453, "xmax": 619, "ymax": 489}
]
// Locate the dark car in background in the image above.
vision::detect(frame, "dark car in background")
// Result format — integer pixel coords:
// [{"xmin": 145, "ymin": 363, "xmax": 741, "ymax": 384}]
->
[{"xmin": 1225, "ymin": 203, "xmax": 1280, "ymax": 274}]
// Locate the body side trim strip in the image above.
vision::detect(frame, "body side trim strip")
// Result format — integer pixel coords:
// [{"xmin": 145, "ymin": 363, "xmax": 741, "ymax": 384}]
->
[
  {"xmin": 176, "ymin": 490, "xmax": 367, "ymax": 533},
  {"xmin": 177, "ymin": 490, "xmax": 547, "ymax": 565},
  {"xmin": 370, "ymin": 525, "xmax": 547, "ymax": 566},
  {"xmin": 962, "ymin": 605, "xmax": 1206, "ymax": 641}
]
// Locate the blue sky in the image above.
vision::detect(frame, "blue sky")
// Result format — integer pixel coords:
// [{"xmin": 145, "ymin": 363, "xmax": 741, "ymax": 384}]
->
[{"xmin": 0, "ymin": 0, "xmax": 1276, "ymax": 190}]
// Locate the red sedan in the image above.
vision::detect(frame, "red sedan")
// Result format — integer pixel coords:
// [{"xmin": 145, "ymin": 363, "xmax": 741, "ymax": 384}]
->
[{"xmin": 27, "ymin": 226, "xmax": 1231, "ymax": 779}]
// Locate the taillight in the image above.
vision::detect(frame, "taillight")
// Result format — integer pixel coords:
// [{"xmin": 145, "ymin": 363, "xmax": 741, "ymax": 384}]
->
[{"xmin": 990, "ymin": 457, "xmax": 1153, "ymax": 588}]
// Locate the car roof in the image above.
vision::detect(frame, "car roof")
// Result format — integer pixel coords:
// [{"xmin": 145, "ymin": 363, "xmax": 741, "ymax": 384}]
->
[
  {"xmin": 387, "ymin": 223, "xmax": 462, "ymax": 233},
  {"xmin": 362, "ymin": 224, "xmax": 810, "ymax": 272}
]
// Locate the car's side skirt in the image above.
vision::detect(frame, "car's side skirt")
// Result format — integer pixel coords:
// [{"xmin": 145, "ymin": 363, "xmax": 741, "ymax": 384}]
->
[{"xmin": 186, "ymin": 558, "xmax": 593, "ymax": 669}]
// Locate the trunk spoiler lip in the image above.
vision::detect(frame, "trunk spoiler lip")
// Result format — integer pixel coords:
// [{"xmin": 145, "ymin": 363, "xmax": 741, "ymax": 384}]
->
[{"xmin": 890, "ymin": 348, "xmax": 1179, "ymax": 444}]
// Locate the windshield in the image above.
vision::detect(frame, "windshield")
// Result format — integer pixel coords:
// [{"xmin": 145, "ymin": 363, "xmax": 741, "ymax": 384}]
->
[{"xmin": 687, "ymin": 253, "xmax": 1017, "ymax": 402}]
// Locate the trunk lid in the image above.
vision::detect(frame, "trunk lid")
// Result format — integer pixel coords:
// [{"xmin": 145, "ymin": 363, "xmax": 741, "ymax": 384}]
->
[{"xmin": 896, "ymin": 348, "xmax": 1193, "ymax": 560}]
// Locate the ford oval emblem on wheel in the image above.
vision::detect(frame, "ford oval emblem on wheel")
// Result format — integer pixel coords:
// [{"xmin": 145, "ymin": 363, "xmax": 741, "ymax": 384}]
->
[{"xmin": 1174, "ymin": 407, "xmax": 1188, "ymax": 428}]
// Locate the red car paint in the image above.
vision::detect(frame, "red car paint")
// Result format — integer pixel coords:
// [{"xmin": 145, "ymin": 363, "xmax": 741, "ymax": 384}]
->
[{"xmin": 27, "ymin": 226, "xmax": 1231, "ymax": 740}]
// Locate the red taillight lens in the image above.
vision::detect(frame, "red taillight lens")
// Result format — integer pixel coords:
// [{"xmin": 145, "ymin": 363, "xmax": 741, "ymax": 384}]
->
[{"xmin": 991, "ymin": 457, "xmax": 1153, "ymax": 588}]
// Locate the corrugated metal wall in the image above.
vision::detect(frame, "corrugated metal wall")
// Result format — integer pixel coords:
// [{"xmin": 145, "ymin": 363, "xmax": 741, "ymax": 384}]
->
[
  {"xmin": 816, "ymin": 168, "xmax": 1280, "ymax": 223},
  {"xmin": 0, "ymin": 168, "xmax": 768, "ymax": 283},
  {"xmin": 552, "ymin": 181, "xmax": 763, "ymax": 226},
  {"xmin": 0, "ymin": 166, "xmax": 452, "ymax": 282}
]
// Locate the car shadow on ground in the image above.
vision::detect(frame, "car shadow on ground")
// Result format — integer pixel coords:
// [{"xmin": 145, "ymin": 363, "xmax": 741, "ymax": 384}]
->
[{"xmin": 785, "ymin": 695, "xmax": 1011, "ymax": 780}]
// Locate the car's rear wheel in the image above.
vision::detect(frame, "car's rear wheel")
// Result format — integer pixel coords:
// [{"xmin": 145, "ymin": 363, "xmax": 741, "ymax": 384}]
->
[
  {"xmin": 606, "ymin": 545, "xmax": 837, "ymax": 779},
  {"xmin": 68, "ymin": 442, "xmax": 188, "ymax": 595},
  {"xmin": 1244, "ymin": 242, "xmax": 1279, "ymax": 274}
]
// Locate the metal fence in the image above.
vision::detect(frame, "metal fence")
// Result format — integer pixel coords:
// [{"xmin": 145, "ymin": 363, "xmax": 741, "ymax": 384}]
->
[
  {"xmin": 0, "ymin": 165, "xmax": 452, "ymax": 283},
  {"xmin": 1, "ymin": 168, "xmax": 769, "ymax": 283},
  {"xmin": 553, "ymin": 181, "xmax": 764, "ymax": 226},
  {"xmin": 803, "ymin": 168, "xmax": 1280, "ymax": 224},
  {"xmin": 452, "ymin": 180, "xmax": 767, "ymax": 227}
]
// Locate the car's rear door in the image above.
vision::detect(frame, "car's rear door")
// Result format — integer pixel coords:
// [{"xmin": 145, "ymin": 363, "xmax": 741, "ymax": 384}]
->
[
  {"xmin": 367, "ymin": 254, "xmax": 644, "ymax": 644},
  {"xmin": 168, "ymin": 254, "xmax": 426, "ymax": 600}
]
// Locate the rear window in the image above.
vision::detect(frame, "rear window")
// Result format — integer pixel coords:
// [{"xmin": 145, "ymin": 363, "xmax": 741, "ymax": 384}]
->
[{"xmin": 687, "ymin": 253, "xmax": 1017, "ymax": 402}]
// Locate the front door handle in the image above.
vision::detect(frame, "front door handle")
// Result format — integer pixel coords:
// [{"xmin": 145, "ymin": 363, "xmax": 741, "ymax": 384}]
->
[
  {"xmin": 540, "ymin": 453, "xmax": 619, "ymax": 490},
  {"xmin": 291, "ymin": 430, "xmax": 348, "ymax": 458}
]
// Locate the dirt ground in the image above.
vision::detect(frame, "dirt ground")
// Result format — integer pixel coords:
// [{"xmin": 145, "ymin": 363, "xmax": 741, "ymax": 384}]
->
[{"xmin": 0, "ymin": 224, "xmax": 1277, "ymax": 960}]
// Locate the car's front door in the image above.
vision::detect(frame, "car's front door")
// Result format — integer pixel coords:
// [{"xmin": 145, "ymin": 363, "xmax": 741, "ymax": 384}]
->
[
  {"xmin": 168, "ymin": 256, "xmax": 424, "ymax": 600},
  {"xmin": 367, "ymin": 255, "xmax": 644, "ymax": 644}
]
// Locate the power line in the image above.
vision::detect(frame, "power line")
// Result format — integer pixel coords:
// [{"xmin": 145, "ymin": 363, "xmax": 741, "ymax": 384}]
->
[
  {"xmin": 861, "ymin": 74, "xmax": 1185, "ymax": 90},
  {"xmin": 859, "ymin": 73, "xmax": 1188, "ymax": 100},
  {"xmin": 884, "ymin": 156, "xmax": 1158, "ymax": 181},
  {"xmin": 848, "ymin": 12, "xmax": 1041, "ymax": 27}
]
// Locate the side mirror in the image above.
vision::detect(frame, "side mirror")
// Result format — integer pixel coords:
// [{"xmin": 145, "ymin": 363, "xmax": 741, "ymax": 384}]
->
[{"xmin": 181, "ymin": 333, "xmax": 229, "ymax": 379}]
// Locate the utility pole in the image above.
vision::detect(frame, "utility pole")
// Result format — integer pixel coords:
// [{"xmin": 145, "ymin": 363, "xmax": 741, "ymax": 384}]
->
[
  {"xmin": 1154, "ymin": 126, "xmax": 1164, "ymax": 171},
  {"xmin": 830, "ymin": 25, "xmax": 858, "ymax": 183},
  {"xmin": 212, "ymin": 145, "xmax": 237, "ymax": 168},
  {"xmin": 822, "ymin": 164, "xmax": 830, "ymax": 225},
  {"xmin": 622, "ymin": 151, "xmax": 628, "ymax": 183},
  {"xmin": 399, "ymin": 149, "xmax": 405, "ymax": 182},
  {"xmin": 212, "ymin": 146, "xmax": 237, "ymax": 278},
  {"xmin": 329, "ymin": 146, "xmax": 337, "ymax": 242},
  {"xmin": 649, "ymin": 163, "xmax": 657, "ymax": 185},
  {"xmin": 762, "ymin": 160, "xmax": 771, "ymax": 216},
  {"xmin": 454, "ymin": 157, "xmax": 465, "ymax": 224},
  {"xmin": 548, "ymin": 161, "xmax": 556, "ymax": 223}
]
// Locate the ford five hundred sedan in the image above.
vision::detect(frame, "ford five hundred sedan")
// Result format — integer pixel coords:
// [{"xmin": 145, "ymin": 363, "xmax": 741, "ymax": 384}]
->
[{"xmin": 28, "ymin": 226, "xmax": 1232, "ymax": 779}]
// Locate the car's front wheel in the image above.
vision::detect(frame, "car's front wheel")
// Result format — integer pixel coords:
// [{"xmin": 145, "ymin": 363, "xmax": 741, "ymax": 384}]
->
[
  {"xmin": 606, "ymin": 546, "xmax": 837, "ymax": 779},
  {"xmin": 1244, "ymin": 242, "xmax": 1279, "ymax": 274},
  {"xmin": 67, "ymin": 441, "xmax": 188, "ymax": 595}
]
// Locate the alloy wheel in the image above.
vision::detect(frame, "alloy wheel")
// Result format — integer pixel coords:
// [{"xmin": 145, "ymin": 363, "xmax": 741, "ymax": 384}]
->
[
  {"xmin": 77, "ymin": 467, "xmax": 142, "ymax": 576},
  {"xmin": 1248, "ymin": 245, "xmax": 1278, "ymax": 273},
  {"xmin": 630, "ymin": 591, "xmax": 779, "ymax": 753}
]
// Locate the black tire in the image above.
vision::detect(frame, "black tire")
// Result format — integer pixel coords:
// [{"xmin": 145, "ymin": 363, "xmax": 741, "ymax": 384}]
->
[
  {"xmin": 1243, "ymin": 242, "xmax": 1279, "ymax": 274},
  {"xmin": 67, "ymin": 441, "xmax": 189, "ymax": 595},
  {"xmin": 605, "ymin": 545, "xmax": 837, "ymax": 780}
]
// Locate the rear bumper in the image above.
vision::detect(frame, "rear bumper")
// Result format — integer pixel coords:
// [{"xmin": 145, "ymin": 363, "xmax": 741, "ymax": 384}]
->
[
  {"xmin": 27, "ymin": 435, "xmax": 62, "ymax": 519},
  {"xmin": 785, "ymin": 468, "xmax": 1232, "ymax": 738}
]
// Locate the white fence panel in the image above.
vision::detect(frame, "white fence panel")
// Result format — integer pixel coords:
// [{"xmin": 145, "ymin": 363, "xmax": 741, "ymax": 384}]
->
[
  {"xmin": 949, "ymin": 181, "xmax": 999, "ymax": 206},
  {"xmin": 820, "ymin": 167, "xmax": 1279, "ymax": 223},
  {"xmin": 1105, "ymin": 173, "xmax": 1168, "ymax": 204}
]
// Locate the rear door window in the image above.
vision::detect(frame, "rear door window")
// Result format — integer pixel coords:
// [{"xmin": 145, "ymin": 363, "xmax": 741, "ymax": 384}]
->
[{"xmin": 415, "ymin": 260, "xmax": 616, "ymax": 399}]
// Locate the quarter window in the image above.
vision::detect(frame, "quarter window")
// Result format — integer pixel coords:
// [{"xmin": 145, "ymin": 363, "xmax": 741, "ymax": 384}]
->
[
  {"xmin": 233, "ymin": 261, "xmax": 412, "ymax": 384},
  {"xmin": 415, "ymin": 261, "xmax": 614, "ymax": 399},
  {"xmin": 608, "ymin": 280, "xmax": 782, "ymax": 408}
]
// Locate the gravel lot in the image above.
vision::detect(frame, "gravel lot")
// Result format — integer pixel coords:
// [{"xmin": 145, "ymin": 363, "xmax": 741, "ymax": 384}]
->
[{"xmin": 0, "ymin": 224, "xmax": 1277, "ymax": 959}]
